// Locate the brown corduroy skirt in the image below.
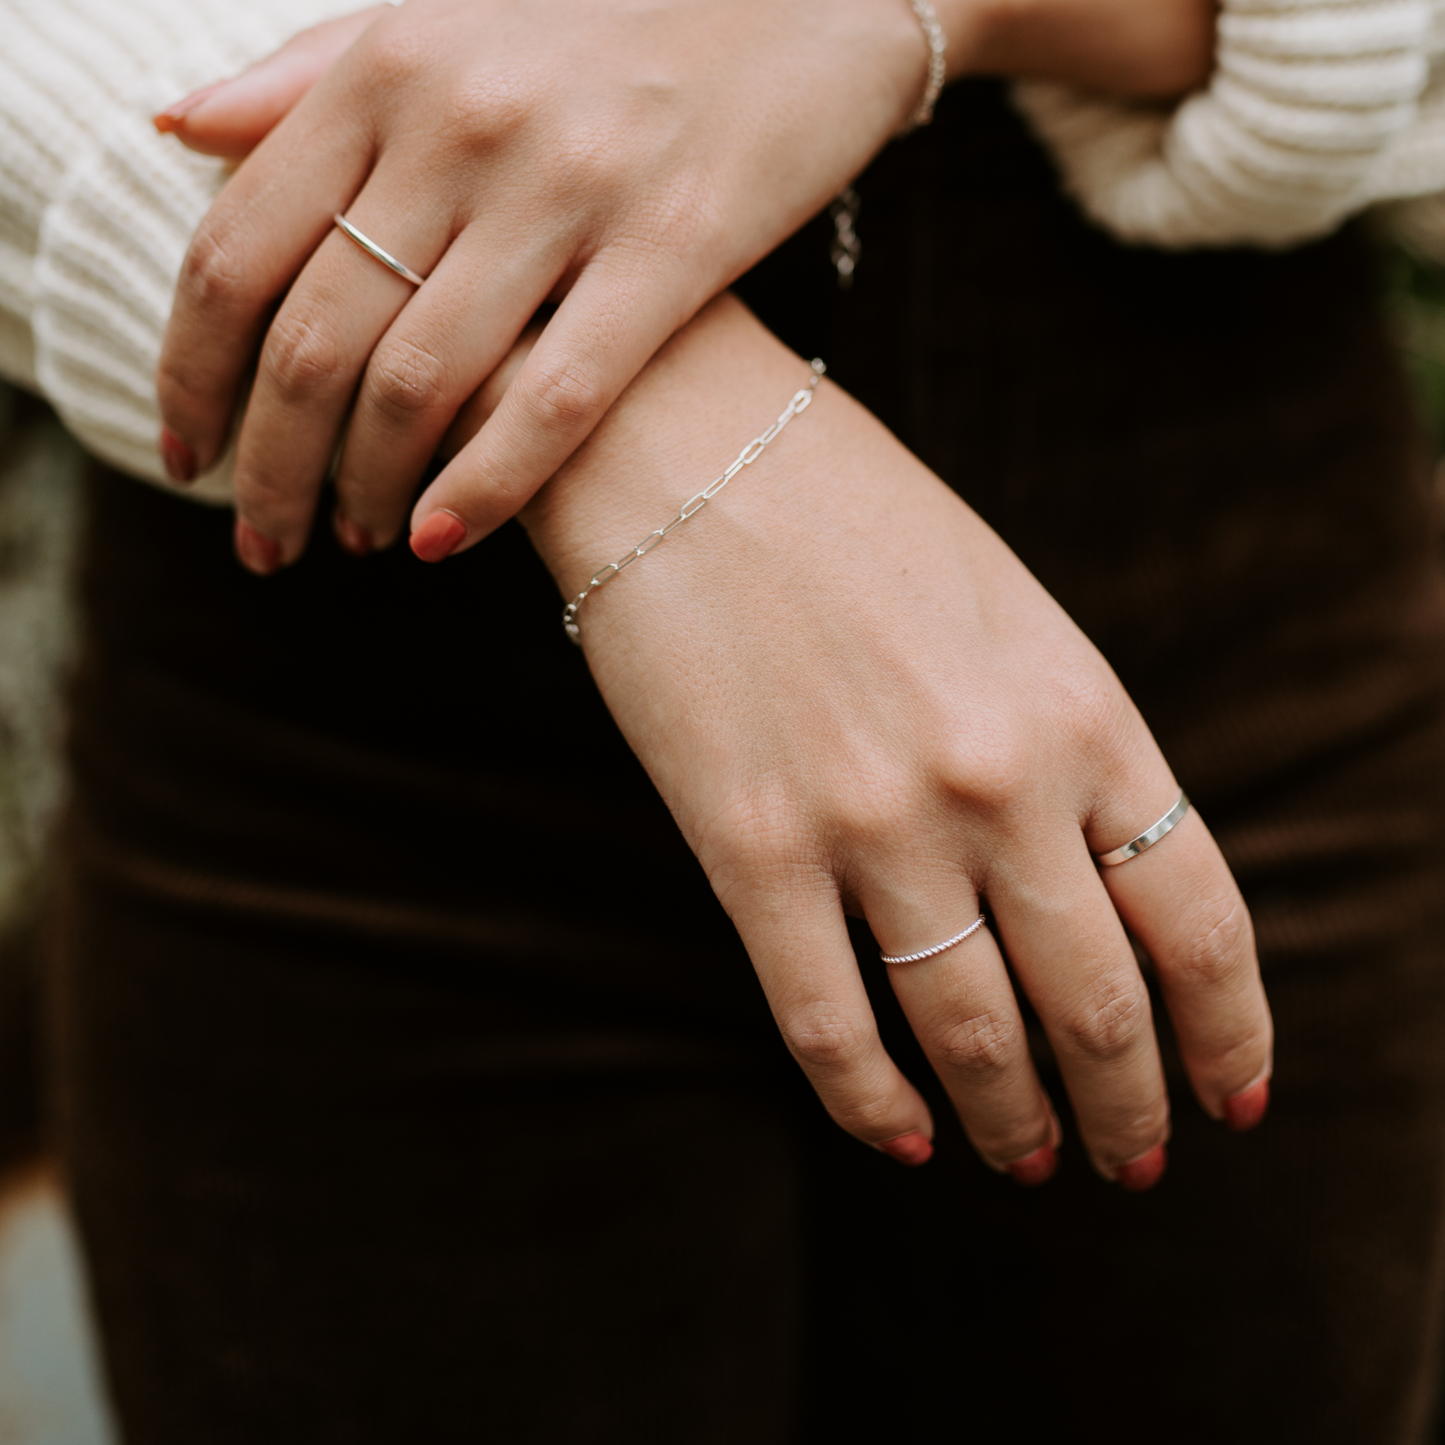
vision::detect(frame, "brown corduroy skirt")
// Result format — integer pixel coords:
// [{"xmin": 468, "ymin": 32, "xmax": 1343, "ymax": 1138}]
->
[{"xmin": 48, "ymin": 81, "xmax": 1445, "ymax": 1443}]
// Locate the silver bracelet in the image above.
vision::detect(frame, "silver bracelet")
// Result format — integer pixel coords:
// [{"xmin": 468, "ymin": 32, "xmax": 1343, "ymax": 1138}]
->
[
  {"xmin": 561, "ymin": 360, "xmax": 826, "ymax": 645},
  {"xmin": 901, "ymin": 0, "xmax": 948, "ymax": 133}
]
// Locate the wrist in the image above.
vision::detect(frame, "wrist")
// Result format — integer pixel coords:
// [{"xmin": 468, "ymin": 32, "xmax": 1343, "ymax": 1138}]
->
[{"xmin": 952, "ymin": 0, "xmax": 1218, "ymax": 99}]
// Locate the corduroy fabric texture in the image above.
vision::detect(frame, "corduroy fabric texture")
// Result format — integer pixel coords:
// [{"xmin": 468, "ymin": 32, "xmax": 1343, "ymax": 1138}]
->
[{"xmin": 47, "ymin": 83, "xmax": 1445, "ymax": 1443}]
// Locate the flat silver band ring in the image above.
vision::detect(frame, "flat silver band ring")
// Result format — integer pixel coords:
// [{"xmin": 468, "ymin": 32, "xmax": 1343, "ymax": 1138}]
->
[
  {"xmin": 880, "ymin": 914, "xmax": 987, "ymax": 966},
  {"xmin": 332, "ymin": 213, "xmax": 427, "ymax": 287},
  {"xmin": 1095, "ymin": 790, "xmax": 1191, "ymax": 867}
]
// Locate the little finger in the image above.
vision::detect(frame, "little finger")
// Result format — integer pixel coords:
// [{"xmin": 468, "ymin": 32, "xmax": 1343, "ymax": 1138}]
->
[
  {"xmin": 230, "ymin": 185, "xmax": 456, "ymax": 570},
  {"xmin": 155, "ymin": 8, "xmax": 391, "ymax": 160},
  {"xmin": 732, "ymin": 880, "xmax": 938, "ymax": 1165},
  {"xmin": 156, "ymin": 88, "xmax": 374, "ymax": 478},
  {"xmin": 1091, "ymin": 796, "xmax": 1272, "ymax": 1130}
]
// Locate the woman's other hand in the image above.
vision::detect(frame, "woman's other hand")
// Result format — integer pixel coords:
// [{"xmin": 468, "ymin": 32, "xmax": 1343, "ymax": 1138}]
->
[
  {"xmin": 153, "ymin": 0, "xmax": 1218, "ymax": 576},
  {"xmin": 514, "ymin": 294, "xmax": 1271, "ymax": 1187}
]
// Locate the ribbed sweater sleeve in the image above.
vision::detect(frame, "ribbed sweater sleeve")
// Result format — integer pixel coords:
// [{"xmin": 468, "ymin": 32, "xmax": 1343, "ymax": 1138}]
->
[
  {"xmin": 0, "ymin": 0, "xmax": 357, "ymax": 500},
  {"xmin": 1011, "ymin": 0, "xmax": 1445, "ymax": 251}
]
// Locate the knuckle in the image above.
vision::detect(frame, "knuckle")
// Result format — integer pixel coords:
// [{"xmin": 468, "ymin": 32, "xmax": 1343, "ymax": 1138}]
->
[
  {"xmin": 932, "ymin": 1010, "xmax": 1021, "ymax": 1079},
  {"xmin": 830, "ymin": 771, "xmax": 915, "ymax": 850},
  {"xmin": 357, "ymin": 24, "xmax": 433, "ymax": 92},
  {"xmin": 1174, "ymin": 897, "xmax": 1253, "ymax": 991},
  {"xmin": 697, "ymin": 786, "xmax": 807, "ymax": 897},
  {"xmin": 521, "ymin": 355, "xmax": 605, "ymax": 433},
  {"xmin": 177, "ymin": 221, "xmax": 247, "ymax": 316},
  {"xmin": 1057, "ymin": 973, "xmax": 1151, "ymax": 1064},
  {"xmin": 780, "ymin": 1007, "xmax": 872, "ymax": 1076},
  {"xmin": 233, "ymin": 466, "xmax": 309, "ymax": 526},
  {"xmin": 366, "ymin": 339, "xmax": 454, "ymax": 423},
  {"xmin": 261, "ymin": 310, "xmax": 345, "ymax": 404},
  {"xmin": 437, "ymin": 73, "xmax": 534, "ymax": 155},
  {"xmin": 937, "ymin": 737, "xmax": 1028, "ymax": 818}
]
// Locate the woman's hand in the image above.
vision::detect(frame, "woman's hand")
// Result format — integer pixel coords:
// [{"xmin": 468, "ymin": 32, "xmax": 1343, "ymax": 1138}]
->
[
  {"xmin": 509, "ymin": 294, "xmax": 1271, "ymax": 1187},
  {"xmin": 154, "ymin": 0, "xmax": 1218, "ymax": 576},
  {"xmin": 154, "ymin": 0, "xmax": 937, "ymax": 571}
]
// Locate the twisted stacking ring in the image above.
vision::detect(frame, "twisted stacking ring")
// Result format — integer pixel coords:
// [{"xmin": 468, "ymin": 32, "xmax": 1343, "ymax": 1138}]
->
[{"xmin": 881, "ymin": 914, "xmax": 987, "ymax": 966}]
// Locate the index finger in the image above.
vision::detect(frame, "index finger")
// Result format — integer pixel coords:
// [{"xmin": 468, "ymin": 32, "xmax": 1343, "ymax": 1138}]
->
[{"xmin": 408, "ymin": 247, "xmax": 699, "ymax": 558}]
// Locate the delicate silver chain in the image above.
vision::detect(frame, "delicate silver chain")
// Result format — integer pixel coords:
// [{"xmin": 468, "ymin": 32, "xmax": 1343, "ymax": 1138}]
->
[
  {"xmin": 830, "ymin": 187, "xmax": 862, "ymax": 290},
  {"xmin": 562, "ymin": 359, "xmax": 826, "ymax": 645},
  {"xmin": 901, "ymin": 0, "xmax": 947, "ymax": 133}
]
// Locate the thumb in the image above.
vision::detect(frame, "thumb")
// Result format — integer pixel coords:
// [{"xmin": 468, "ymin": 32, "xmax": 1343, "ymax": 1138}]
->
[{"xmin": 153, "ymin": 6, "xmax": 390, "ymax": 159}]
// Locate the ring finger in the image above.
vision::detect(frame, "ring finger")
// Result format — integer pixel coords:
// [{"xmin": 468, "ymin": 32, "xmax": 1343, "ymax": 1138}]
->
[
  {"xmin": 877, "ymin": 898, "xmax": 1062, "ymax": 1184},
  {"xmin": 230, "ymin": 170, "xmax": 458, "ymax": 570}
]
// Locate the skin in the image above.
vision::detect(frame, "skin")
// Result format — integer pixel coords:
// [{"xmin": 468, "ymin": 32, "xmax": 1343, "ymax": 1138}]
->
[
  {"xmin": 154, "ymin": 0, "xmax": 1219, "ymax": 573},
  {"xmin": 519, "ymin": 297, "xmax": 1271, "ymax": 1182},
  {"xmin": 154, "ymin": 0, "xmax": 1267, "ymax": 1185}
]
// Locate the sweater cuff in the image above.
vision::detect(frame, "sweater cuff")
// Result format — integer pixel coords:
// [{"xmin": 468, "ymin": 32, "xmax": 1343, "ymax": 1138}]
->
[
  {"xmin": 1013, "ymin": 0, "xmax": 1436, "ymax": 250},
  {"xmin": 8, "ymin": 0, "xmax": 361, "ymax": 502}
]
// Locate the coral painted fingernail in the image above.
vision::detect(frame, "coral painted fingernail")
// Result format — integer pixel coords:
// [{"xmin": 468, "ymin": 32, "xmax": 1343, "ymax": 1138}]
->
[
  {"xmin": 333, "ymin": 512, "xmax": 372, "ymax": 558},
  {"xmin": 153, "ymin": 81, "xmax": 227, "ymax": 132},
  {"xmin": 1007, "ymin": 1143, "xmax": 1058, "ymax": 1187},
  {"xmin": 159, "ymin": 426, "xmax": 197, "ymax": 484},
  {"xmin": 1115, "ymin": 1142, "xmax": 1168, "ymax": 1193},
  {"xmin": 410, "ymin": 509, "xmax": 467, "ymax": 563},
  {"xmin": 234, "ymin": 518, "xmax": 281, "ymax": 576},
  {"xmin": 879, "ymin": 1131, "xmax": 934, "ymax": 1167},
  {"xmin": 1224, "ymin": 1076, "xmax": 1270, "ymax": 1132}
]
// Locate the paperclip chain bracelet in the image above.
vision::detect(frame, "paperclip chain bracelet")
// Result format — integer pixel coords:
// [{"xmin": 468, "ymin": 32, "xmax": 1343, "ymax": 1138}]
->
[{"xmin": 561, "ymin": 359, "xmax": 826, "ymax": 644}]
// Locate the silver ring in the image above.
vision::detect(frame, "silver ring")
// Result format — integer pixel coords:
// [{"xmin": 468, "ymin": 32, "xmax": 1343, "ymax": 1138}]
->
[
  {"xmin": 1095, "ymin": 791, "xmax": 1191, "ymax": 867},
  {"xmin": 881, "ymin": 914, "xmax": 987, "ymax": 965},
  {"xmin": 332, "ymin": 213, "xmax": 427, "ymax": 287}
]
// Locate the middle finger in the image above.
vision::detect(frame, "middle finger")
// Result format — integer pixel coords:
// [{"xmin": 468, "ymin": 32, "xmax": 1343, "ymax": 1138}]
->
[{"xmin": 989, "ymin": 834, "xmax": 1172, "ymax": 1189}]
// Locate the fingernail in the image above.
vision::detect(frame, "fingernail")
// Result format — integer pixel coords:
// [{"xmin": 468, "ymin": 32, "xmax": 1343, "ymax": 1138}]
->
[
  {"xmin": 878, "ymin": 1131, "xmax": 934, "ymax": 1167},
  {"xmin": 410, "ymin": 509, "xmax": 467, "ymax": 564},
  {"xmin": 333, "ymin": 511, "xmax": 372, "ymax": 558},
  {"xmin": 234, "ymin": 518, "xmax": 282, "ymax": 577},
  {"xmin": 1007, "ymin": 1142, "xmax": 1058, "ymax": 1187},
  {"xmin": 153, "ymin": 80, "xmax": 228, "ymax": 132},
  {"xmin": 1115, "ymin": 1142, "xmax": 1168, "ymax": 1193},
  {"xmin": 159, "ymin": 426, "xmax": 198, "ymax": 483},
  {"xmin": 1224, "ymin": 1075, "xmax": 1270, "ymax": 1132}
]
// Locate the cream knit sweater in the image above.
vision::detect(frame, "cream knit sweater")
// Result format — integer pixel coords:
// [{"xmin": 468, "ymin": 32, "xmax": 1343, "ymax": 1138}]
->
[{"xmin": 3, "ymin": 0, "xmax": 1445, "ymax": 500}]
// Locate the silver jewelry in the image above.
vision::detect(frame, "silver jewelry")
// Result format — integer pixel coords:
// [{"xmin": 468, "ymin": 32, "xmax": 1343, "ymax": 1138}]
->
[
  {"xmin": 881, "ymin": 914, "xmax": 987, "ymax": 965},
  {"xmin": 561, "ymin": 359, "xmax": 826, "ymax": 644},
  {"xmin": 901, "ymin": 0, "xmax": 947, "ymax": 133},
  {"xmin": 332, "ymin": 213, "xmax": 427, "ymax": 287},
  {"xmin": 1095, "ymin": 791, "xmax": 1192, "ymax": 867},
  {"xmin": 830, "ymin": 187, "xmax": 861, "ymax": 290}
]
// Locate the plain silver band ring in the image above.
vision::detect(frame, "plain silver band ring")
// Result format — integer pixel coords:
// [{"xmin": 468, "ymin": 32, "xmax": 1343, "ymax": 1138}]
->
[
  {"xmin": 332, "ymin": 213, "xmax": 427, "ymax": 287},
  {"xmin": 1095, "ymin": 791, "xmax": 1191, "ymax": 867},
  {"xmin": 880, "ymin": 914, "xmax": 987, "ymax": 966}
]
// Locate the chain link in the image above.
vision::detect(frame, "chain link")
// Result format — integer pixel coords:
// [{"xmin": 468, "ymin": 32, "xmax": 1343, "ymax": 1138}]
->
[
  {"xmin": 562, "ymin": 359, "xmax": 826, "ymax": 644},
  {"xmin": 900, "ymin": 0, "xmax": 947, "ymax": 134}
]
